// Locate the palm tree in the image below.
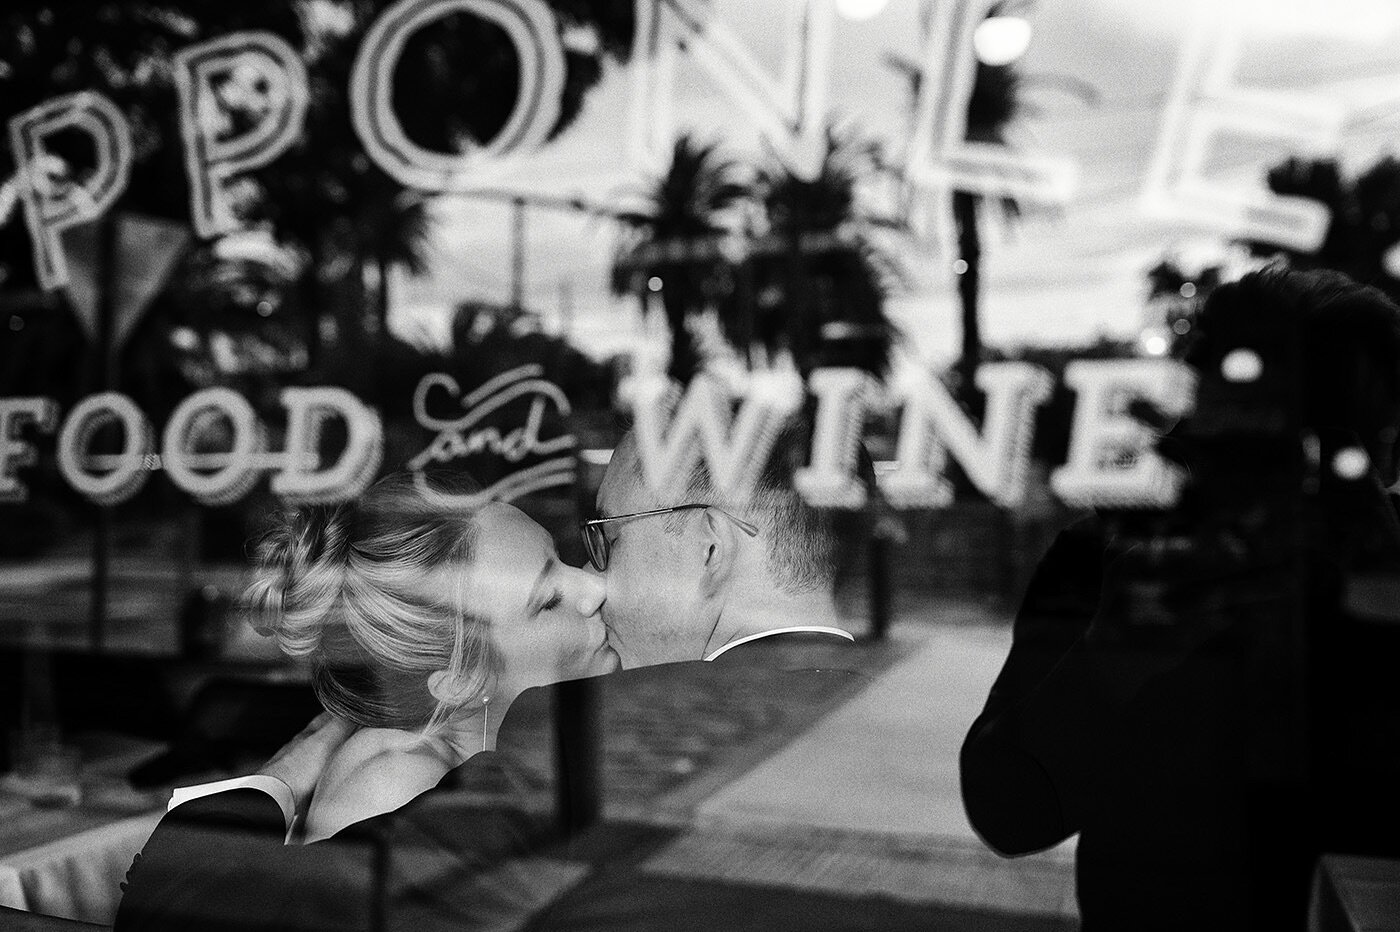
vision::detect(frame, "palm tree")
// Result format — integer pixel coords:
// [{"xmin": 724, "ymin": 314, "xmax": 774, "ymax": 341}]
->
[
  {"xmin": 260, "ymin": 1, "xmax": 636, "ymax": 368},
  {"xmin": 611, "ymin": 134, "xmax": 751, "ymax": 382},
  {"xmin": 1244, "ymin": 156, "xmax": 1400, "ymax": 304},
  {"xmin": 728, "ymin": 127, "xmax": 901, "ymax": 376},
  {"xmin": 887, "ymin": 3, "xmax": 1089, "ymax": 408},
  {"xmin": 1141, "ymin": 256, "xmax": 1223, "ymax": 354},
  {"xmin": 1145, "ymin": 258, "xmax": 1223, "ymax": 303},
  {"xmin": 361, "ymin": 186, "xmax": 433, "ymax": 332},
  {"xmin": 953, "ymin": 52, "xmax": 1023, "ymax": 407}
]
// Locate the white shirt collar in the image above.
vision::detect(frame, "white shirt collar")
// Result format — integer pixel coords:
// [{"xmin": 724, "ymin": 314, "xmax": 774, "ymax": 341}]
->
[{"xmin": 703, "ymin": 625, "xmax": 855, "ymax": 662}]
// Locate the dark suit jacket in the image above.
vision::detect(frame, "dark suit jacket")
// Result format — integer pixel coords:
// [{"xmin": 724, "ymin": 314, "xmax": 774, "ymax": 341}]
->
[{"xmin": 114, "ymin": 632, "xmax": 859, "ymax": 932}]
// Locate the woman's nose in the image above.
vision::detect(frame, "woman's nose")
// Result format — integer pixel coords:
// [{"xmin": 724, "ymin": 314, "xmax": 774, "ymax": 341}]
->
[{"xmin": 571, "ymin": 568, "xmax": 606, "ymax": 616}]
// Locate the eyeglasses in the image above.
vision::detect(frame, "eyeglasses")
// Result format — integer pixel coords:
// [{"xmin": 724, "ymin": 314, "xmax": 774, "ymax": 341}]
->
[{"xmin": 579, "ymin": 504, "xmax": 759, "ymax": 571}]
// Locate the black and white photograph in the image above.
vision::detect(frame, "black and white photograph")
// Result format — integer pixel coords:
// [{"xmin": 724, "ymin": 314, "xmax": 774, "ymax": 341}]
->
[{"xmin": 0, "ymin": 1, "xmax": 1398, "ymax": 929}]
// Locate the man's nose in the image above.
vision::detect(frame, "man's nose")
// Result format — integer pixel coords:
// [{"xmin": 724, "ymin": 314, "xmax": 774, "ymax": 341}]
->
[{"xmin": 573, "ymin": 568, "xmax": 607, "ymax": 616}]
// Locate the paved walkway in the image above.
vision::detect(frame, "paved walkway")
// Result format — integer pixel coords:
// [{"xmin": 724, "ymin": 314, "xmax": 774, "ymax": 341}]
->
[
  {"xmin": 673, "ymin": 610, "xmax": 1080, "ymax": 921},
  {"xmin": 697, "ymin": 618, "xmax": 1014, "ymax": 839}
]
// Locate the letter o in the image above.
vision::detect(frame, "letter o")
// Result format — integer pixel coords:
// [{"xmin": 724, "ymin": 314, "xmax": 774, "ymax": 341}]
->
[
  {"xmin": 163, "ymin": 388, "xmax": 266, "ymax": 506},
  {"xmin": 350, "ymin": 0, "xmax": 565, "ymax": 191},
  {"xmin": 58, "ymin": 393, "xmax": 152, "ymax": 505}
]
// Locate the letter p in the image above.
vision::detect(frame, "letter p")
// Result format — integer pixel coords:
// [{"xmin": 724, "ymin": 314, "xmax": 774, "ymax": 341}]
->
[
  {"xmin": 8, "ymin": 91, "xmax": 133, "ymax": 291},
  {"xmin": 174, "ymin": 32, "xmax": 309, "ymax": 238}
]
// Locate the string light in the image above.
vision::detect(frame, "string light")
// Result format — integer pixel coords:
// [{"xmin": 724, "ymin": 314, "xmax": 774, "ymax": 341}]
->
[
  {"xmin": 1141, "ymin": 332, "xmax": 1170, "ymax": 357},
  {"xmin": 973, "ymin": 15, "xmax": 1032, "ymax": 66}
]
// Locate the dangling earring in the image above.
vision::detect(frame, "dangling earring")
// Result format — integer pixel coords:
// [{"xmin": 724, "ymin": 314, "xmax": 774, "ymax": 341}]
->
[{"xmin": 481, "ymin": 696, "xmax": 490, "ymax": 753}]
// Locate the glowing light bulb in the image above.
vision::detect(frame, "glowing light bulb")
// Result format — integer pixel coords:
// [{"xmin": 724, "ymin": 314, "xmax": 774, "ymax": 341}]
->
[
  {"xmin": 1333, "ymin": 447, "xmax": 1370, "ymax": 481},
  {"xmin": 973, "ymin": 15, "xmax": 1032, "ymax": 66},
  {"xmin": 1221, "ymin": 348, "xmax": 1263, "ymax": 383},
  {"xmin": 1384, "ymin": 242, "xmax": 1400, "ymax": 279}
]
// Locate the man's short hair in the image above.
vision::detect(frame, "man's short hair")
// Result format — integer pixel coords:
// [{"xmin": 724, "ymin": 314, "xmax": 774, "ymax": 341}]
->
[
  {"xmin": 635, "ymin": 419, "xmax": 868, "ymax": 594},
  {"xmin": 1191, "ymin": 267, "xmax": 1400, "ymax": 471}
]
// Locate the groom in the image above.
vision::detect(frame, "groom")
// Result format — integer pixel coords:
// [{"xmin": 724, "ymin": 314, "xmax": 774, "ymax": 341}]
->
[
  {"xmin": 584, "ymin": 427, "xmax": 857, "ymax": 667},
  {"xmin": 115, "ymin": 420, "xmax": 865, "ymax": 932}
]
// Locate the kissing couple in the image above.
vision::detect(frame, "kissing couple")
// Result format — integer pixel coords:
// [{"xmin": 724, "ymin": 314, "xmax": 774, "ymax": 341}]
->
[{"xmin": 115, "ymin": 420, "xmax": 865, "ymax": 932}]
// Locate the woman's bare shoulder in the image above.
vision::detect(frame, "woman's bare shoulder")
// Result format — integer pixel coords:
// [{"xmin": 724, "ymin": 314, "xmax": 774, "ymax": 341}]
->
[
  {"xmin": 326, "ymin": 728, "xmax": 435, "ymax": 771},
  {"xmin": 305, "ymin": 729, "xmax": 453, "ymax": 841},
  {"xmin": 322, "ymin": 729, "xmax": 449, "ymax": 792}
]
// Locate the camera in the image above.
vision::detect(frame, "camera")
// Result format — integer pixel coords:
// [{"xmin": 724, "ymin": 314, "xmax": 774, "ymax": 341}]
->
[{"xmin": 1098, "ymin": 293, "xmax": 1305, "ymax": 635}]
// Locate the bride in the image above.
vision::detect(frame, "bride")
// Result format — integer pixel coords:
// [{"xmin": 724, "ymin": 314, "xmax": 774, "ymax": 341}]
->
[{"xmin": 245, "ymin": 474, "xmax": 618, "ymax": 843}]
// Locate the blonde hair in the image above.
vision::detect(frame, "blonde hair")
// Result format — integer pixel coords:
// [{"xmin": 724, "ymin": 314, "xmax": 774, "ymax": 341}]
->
[{"xmin": 245, "ymin": 474, "xmax": 498, "ymax": 731}]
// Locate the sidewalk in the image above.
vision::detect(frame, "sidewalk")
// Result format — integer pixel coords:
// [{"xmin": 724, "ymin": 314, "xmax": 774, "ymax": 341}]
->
[
  {"xmin": 481, "ymin": 600, "xmax": 1081, "ymax": 929},
  {"xmin": 696, "ymin": 610, "xmax": 1019, "ymax": 838},
  {"xmin": 664, "ymin": 611, "xmax": 1078, "ymax": 922}
]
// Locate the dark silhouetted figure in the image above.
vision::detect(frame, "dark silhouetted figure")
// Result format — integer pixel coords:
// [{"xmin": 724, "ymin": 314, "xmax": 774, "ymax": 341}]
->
[{"xmin": 962, "ymin": 268, "xmax": 1400, "ymax": 931}]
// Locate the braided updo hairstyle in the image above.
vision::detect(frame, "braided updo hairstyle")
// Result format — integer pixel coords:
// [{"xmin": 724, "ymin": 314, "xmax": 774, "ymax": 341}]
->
[{"xmin": 245, "ymin": 473, "xmax": 499, "ymax": 732}]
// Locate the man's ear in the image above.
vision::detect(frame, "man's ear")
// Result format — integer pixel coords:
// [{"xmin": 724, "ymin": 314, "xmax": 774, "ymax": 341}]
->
[{"xmin": 698, "ymin": 507, "xmax": 739, "ymax": 596}]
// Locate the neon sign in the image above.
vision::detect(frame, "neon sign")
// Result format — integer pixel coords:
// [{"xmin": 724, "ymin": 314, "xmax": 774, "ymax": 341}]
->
[
  {"xmin": 8, "ymin": 0, "xmax": 1379, "ymax": 288},
  {"xmin": 350, "ymin": 0, "xmax": 565, "ymax": 192},
  {"xmin": 8, "ymin": 92, "xmax": 133, "ymax": 290},
  {"xmin": 2, "ymin": 357, "xmax": 1201, "ymax": 512},
  {"xmin": 0, "ymin": 368, "xmax": 586, "ymax": 509},
  {"xmin": 1140, "ymin": 0, "xmax": 1340, "ymax": 250},
  {"xmin": 902, "ymin": 0, "xmax": 1076, "ymax": 250},
  {"xmin": 627, "ymin": 0, "xmax": 833, "ymax": 182},
  {"xmin": 173, "ymin": 32, "xmax": 310, "ymax": 239},
  {"xmin": 620, "ymin": 356, "xmax": 1197, "ymax": 511},
  {"xmin": 407, "ymin": 365, "xmax": 578, "ymax": 506},
  {"xmin": 0, "ymin": 387, "xmax": 383, "ymax": 507}
]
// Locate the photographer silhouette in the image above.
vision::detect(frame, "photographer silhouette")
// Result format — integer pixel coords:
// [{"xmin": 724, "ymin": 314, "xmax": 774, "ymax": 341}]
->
[{"xmin": 961, "ymin": 268, "xmax": 1400, "ymax": 931}]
